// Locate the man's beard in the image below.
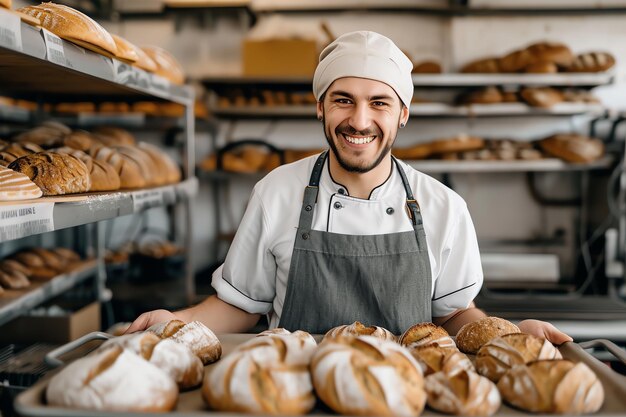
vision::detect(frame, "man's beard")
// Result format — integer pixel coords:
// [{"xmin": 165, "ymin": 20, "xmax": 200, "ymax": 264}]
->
[{"xmin": 323, "ymin": 118, "xmax": 395, "ymax": 173}]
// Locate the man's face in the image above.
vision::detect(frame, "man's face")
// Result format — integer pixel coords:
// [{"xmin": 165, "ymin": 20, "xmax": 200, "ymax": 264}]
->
[{"xmin": 318, "ymin": 77, "xmax": 407, "ymax": 173}]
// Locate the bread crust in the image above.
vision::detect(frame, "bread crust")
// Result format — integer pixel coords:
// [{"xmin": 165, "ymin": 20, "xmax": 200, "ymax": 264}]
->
[
  {"xmin": 539, "ymin": 133, "xmax": 604, "ymax": 163},
  {"xmin": 399, "ymin": 322, "xmax": 456, "ymax": 349},
  {"xmin": 0, "ymin": 165, "xmax": 42, "ymax": 200},
  {"xmin": 141, "ymin": 46, "xmax": 185, "ymax": 84},
  {"xmin": 111, "ymin": 34, "xmax": 138, "ymax": 63},
  {"xmin": 322, "ymin": 321, "xmax": 397, "ymax": 343},
  {"xmin": 8, "ymin": 152, "xmax": 91, "ymax": 195},
  {"xmin": 456, "ymin": 317, "xmax": 520, "ymax": 354},
  {"xmin": 425, "ymin": 370, "xmax": 501, "ymax": 416}
]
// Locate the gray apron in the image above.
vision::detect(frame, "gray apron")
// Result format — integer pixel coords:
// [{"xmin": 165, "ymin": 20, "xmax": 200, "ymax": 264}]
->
[{"xmin": 278, "ymin": 151, "xmax": 432, "ymax": 335}]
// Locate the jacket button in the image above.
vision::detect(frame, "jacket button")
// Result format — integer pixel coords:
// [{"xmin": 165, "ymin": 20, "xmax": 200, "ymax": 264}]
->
[
  {"xmin": 334, "ymin": 202, "xmax": 342, "ymax": 209},
  {"xmin": 305, "ymin": 205, "xmax": 312, "ymax": 211},
  {"xmin": 338, "ymin": 188, "xmax": 346, "ymax": 195},
  {"xmin": 302, "ymin": 233, "xmax": 309, "ymax": 240},
  {"xmin": 386, "ymin": 207, "xmax": 394, "ymax": 215}
]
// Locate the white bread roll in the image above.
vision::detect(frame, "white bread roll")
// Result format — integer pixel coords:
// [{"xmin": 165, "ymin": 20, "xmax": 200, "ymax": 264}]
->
[
  {"xmin": 46, "ymin": 345, "xmax": 178, "ymax": 412},
  {"xmin": 425, "ymin": 370, "xmax": 501, "ymax": 416},
  {"xmin": 322, "ymin": 321, "xmax": 396, "ymax": 343},
  {"xmin": 475, "ymin": 333, "xmax": 561, "ymax": 382},
  {"xmin": 148, "ymin": 320, "xmax": 221, "ymax": 365},
  {"xmin": 399, "ymin": 322, "xmax": 456, "ymax": 349},
  {"xmin": 99, "ymin": 332, "xmax": 203, "ymax": 389},
  {"xmin": 203, "ymin": 333, "xmax": 317, "ymax": 415},
  {"xmin": 311, "ymin": 336, "xmax": 426, "ymax": 416},
  {"xmin": 0, "ymin": 165, "xmax": 42, "ymax": 201},
  {"xmin": 497, "ymin": 359, "xmax": 604, "ymax": 414}
]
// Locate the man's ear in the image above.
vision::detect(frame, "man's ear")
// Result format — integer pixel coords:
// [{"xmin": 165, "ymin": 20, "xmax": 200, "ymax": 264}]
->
[
  {"xmin": 400, "ymin": 104, "xmax": 410, "ymax": 127},
  {"xmin": 316, "ymin": 101, "xmax": 323, "ymax": 120}
]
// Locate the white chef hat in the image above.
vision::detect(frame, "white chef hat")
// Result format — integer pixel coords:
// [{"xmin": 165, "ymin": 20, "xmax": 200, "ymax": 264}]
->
[{"xmin": 312, "ymin": 31, "xmax": 414, "ymax": 107}]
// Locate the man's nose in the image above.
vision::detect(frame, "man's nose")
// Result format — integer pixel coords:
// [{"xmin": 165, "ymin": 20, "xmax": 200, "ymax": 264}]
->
[{"xmin": 348, "ymin": 103, "xmax": 373, "ymax": 133}]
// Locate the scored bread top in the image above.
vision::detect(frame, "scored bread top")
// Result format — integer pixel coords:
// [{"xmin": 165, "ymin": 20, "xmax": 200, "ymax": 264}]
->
[{"xmin": 0, "ymin": 165, "xmax": 42, "ymax": 201}]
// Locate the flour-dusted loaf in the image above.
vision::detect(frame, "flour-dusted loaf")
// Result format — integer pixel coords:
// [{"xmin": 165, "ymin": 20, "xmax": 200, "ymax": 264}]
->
[
  {"xmin": 410, "ymin": 345, "xmax": 474, "ymax": 376},
  {"xmin": 203, "ymin": 333, "xmax": 317, "ymax": 415},
  {"xmin": 311, "ymin": 336, "xmax": 426, "ymax": 416},
  {"xmin": 322, "ymin": 321, "xmax": 396, "ymax": 343},
  {"xmin": 497, "ymin": 359, "xmax": 604, "ymax": 414},
  {"xmin": 0, "ymin": 165, "xmax": 42, "ymax": 201},
  {"xmin": 141, "ymin": 46, "xmax": 185, "ymax": 84},
  {"xmin": 18, "ymin": 2, "xmax": 117, "ymax": 56},
  {"xmin": 476, "ymin": 333, "xmax": 562, "ymax": 382},
  {"xmin": 456, "ymin": 317, "xmax": 520, "ymax": 354},
  {"xmin": 99, "ymin": 332, "xmax": 203, "ymax": 389},
  {"xmin": 46, "ymin": 345, "xmax": 178, "ymax": 412},
  {"xmin": 148, "ymin": 320, "xmax": 221, "ymax": 365},
  {"xmin": 425, "ymin": 370, "xmax": 501, "ymax": 416},
  {"xmin": 399, "ymin": 322, "xmax": 456, "ymax": 349}
]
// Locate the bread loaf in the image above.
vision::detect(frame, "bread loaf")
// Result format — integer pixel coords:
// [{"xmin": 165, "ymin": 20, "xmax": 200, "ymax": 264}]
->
[
  {"xmin": 111, "ymin": 34, "xmax": 138, "ymax": 63},
  {"xmin": 13, "ymin": 250, "xmax": 58, "ymax": 280},
  {"xmin": 138, "ymin": 142, "xmax": 181, "ymax": 185},
  {"xmin": 425, "ymin": 370, "xmax": 501, "ymax": 416},
  {"xmin": 0, "ymin": 0, "xmax": 11, "ymax": 9},
  {"xmin": 457, "ymin": 87, "xmax": 503, "ymax": 105},
  {"xmin": 567, "ymin": 52, "xmax": 615, "ymax": 73},
  {"xmin": 461, "ymin": 58, "xmax": 500, "ymax": 73},
  {"xmin": 539, "ymin": 134, "xmax": 604, "ymax": 163},
  {"xmin": 141, "ymin": 46, "xmax": 185, "ymax": 85},
  {"xmin": 476, "ymin": 333, "xmax": 562, "ymax": 382},
  {"xmin": 500, "ymin": 42, "xmax": 573, "ymax": 73},
  {"xmin": 13, "ymin": 122, "xmax": 70, "ymax": 148},
  {"xmin": 0, "ymin": 267, "xmax": 30, "ymax": 289},
  {"xmin": 114, "ymin": 145, "xmax": 159, "ymax": 186},
  {"xmin": 54, "ymin": 147, "xmax": 120, "ymax": 191},
  {"xmin": 89, "ymin": 146, "xmax": 145, "ymax": 189},
  {"xmin": 392, "ymin": 142, "xmax": 432, "ymax": 160},
  {"xmin": 18, "ymin": 3, "xmax": 117, "ymax": 57},
  {"xmin": 100, "ymin": 332, "xmax": 203, "ymax": 389},
  {"xmin": 46, "ymin": 345, "xmax": 178, "ymax": 412},
  {"xmin": 429, "ymin": 134, "xmax": 485, "ymax": 155},
  {"xmin": 203, "ymin": 333, "xmax": 317, "ymax": 415},
  {"xmin": 0, "ymin": 165, "xmax": 42, "ymax": 201},
  {"xmin": 92, "ymin": 127, "xmax": 136, "ymax": 146},
  {"xmin": 456, "ymin": 317, "xmax": 520, "ymax": 354},
  {"xmin": 51, "ymin": 247, "xmax": 80, "ymax": 264},
  {"xmin": 524, "ymin": 61, "xmax": 558, "ymax": 73},
  {"xmin": 322, "ymin": 321, "xmax": 396, "ymax": 343},
  {"xmin": 148, "ymin": 320, "xmax": 222, "ymax": 365},
  {"xmin": 1, "ymin": 259, "xmax": 32, "ymax": 277},
  {"xmin": 497, "ymin": 359, "xmax": 604, "ymax": 414},
  {"xmin": 400, "ymin": 322, "xmax": 456, "ymax": 349},
  {"xmin": 63, "ymin": 131, "xmax": 95, "ymax": 152},
  {"xmin": 410, "ymin": 346, "xmax": 474, "ymax": 376},
  {"xmin": 520, "ymin": 87, "xmax": 564, "ymax": 108},
  {"xmin": 8, "ymin": 152, "xmax": 91, "ymax": 196},
  {"xmin": 311, "ymin": 336, "xmax": 426, "ymax": 416},
  {"xmin": 257, "ymin": 328, "xmax": 316, "ymax": 344},
  {"xmin": 129, "ymin": 43, "xmax": 158, "ymax": 73},
  {"xmin": 413, "ymin": 61, "xmax": 441, "ymax": 74},
  {"xmin": 0, "ymin": 143, "xmax": 45, "ymax": 166}
]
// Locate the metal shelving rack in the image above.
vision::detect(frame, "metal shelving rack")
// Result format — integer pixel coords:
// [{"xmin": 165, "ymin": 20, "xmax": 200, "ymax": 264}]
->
[{"xmin": 0, "ymin": 9, "xmax": 198, "ymax": 324}]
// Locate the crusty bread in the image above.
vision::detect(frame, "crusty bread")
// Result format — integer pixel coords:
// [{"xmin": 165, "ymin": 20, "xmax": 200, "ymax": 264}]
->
[
  {"xmin": 148, "ymin": 320, "xmax": 221, "ymax": 365},
  {"xmin": 539, "ymin": 133, "xmax": 604, "ymax": 163},
  {"xmin": 92, "ymin": 127, "xmax": 136, "ymax": 147},
  {"xmin": 456, "ymin": 317, "xmax": 520, "ymax": 354},
  {"xmin": 520, "ymin": 87, "xmax": 564, "ymax": 108},
  {"xmin": 1, "ymin": 259, "xmax": 32, "ymax": 277},
  {"xmin": 425, "ymin": 370, "xmax": 501, "ymax": 416},
  {"xmin": 100, "ymin": 332, "xmax": 203, "ymax": 389},
  {"xmin": 203, "ymin": 333, "xmax": 317, "ymax": 415},
  {"xmin": 413, "ymin": 60, "xmax": 441, "ymax": 74},
  {"xmin": 8, "ymin": 152, "xmax": 91, "ymax": 196},
  {"xmin": 429, "ymin": 134, "xmax": 485, "ymax": 155},
  {"xmin": 566, "ymin": 52, "xmax": 615, "ymax": 73},
  {"xmin": 311, "ymin": 336, "xmax": 426, "ymax": 416},
  {"xmin": 130, "ymin": 43, "xmax": 158, "ymax": 73},
  {"xmin": 89, "ymin": 146, "xmax": 145, "ymax": 189},
  {"xmin": 410, "ymin": 345, "xmax": 474, "ymax": 376},
  {"xmin": 111, "ymin": 34, "xmax": 138, "ymax": 63},
  {"xmin": 46, "ymin": 345, "xmax": 178, "ymax": 412},
  {"xmin": 13, "ymin": 122, "xmax": 70, "ymax": 148},
  {"xmin": 461, "ymin": 57, "xmax": 500, "ymax": 73},
  {"xmin": 0, "ymin": 0, "xmax": 11, "ymax": 9},
  {"xmin": 257, "ymin": 328, "xmax": 317, "ymax": 344},
  {"xmin": 141, "ymin": 46, "xmax": 185, "ymax": 85},
  {"xmin": 497, "ymin": 359, "xmax": 604, "ymax": 414},
  {"xmin": 322, "ymin": 321, "xmax": 396, "ymax": 343},
  {"xmin": 476, "ymin": 333, "xmax": 561, "ymax": 382},
  {"xmin": 114, "ymin": 145, "xmax": 159, "ymax": 186},
  {"xmin": 0, "ymin": 267, "xmax": 30, "ymax": 289},
  {"xmin": 18, "ymin": 3, "xmax": 117, "ymax": 57},
  {"xmin": 0, "ymin": 143, "xmax": 45, "ymax": 166},
  {"xmin": 13, "ymin": 250, "xmax": 58, "ymax": 280},
  {"xmin": 392, "ymin": 142, "xmax": 433, "ymax": 160},
  {"xmin": 0, "ymin": 165, "xmax": 42, "ymax": 201},
  {"xmin": 63, "ymin": 130, "xmax": 96, "ymax": 152},
  {"xmin": 457, "ymin": 86, "xmax": 503, "ymax": 105},
  {"xmin": 50, "ymin": 247, "xmax": 80, "ymax": 264},
  {"xmin": 524, "ymin": 61, "xmax": 558, "ymax": 73},
  {"xmin": 54, "ymin": 147, "xmax": 120, "ymax": 191},
  {"xmin": 500, "ymin": 42, "xmax": 573, "ymax": 73},
  {"xmin": 400, "ymin": 322, "xmax": 456, "ymax": 349},
  {"xmin": 138, "ymin": 142, "xmax": 181, "ymax": 185}
]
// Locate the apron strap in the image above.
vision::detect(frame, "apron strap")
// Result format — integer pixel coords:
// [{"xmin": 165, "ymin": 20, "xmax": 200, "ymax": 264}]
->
[
  {"xmin": 297, "ymin": 151, "xmax": 328, "ymax": 231},
  {"xmin": 392, "ymin": 156, "xmax": 423, "ymax": 227}
]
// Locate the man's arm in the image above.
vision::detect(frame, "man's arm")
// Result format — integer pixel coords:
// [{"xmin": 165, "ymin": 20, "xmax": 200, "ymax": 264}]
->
[{"xmin": 125, "ymin": 295, "xmax": 261, "ymax": 334}]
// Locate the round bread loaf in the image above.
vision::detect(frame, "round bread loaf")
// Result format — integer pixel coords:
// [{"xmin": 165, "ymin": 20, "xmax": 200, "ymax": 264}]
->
[
  {"xmin": 257, "ymin": 328, "xmax": 317, "ymax": 344},
  {"xmin": 46, "ymin": 345, "xmax": 178, "ymax": 412},
  {"xmin": 13, "ymin": 122, "xmax": 70, "ymax": 148},
  {"xmin": 425, "ymin": 370, "xmax": 501, "ymax": 416},
  {"xmin": 457, "ymin": 86, "xmax": 503, "ymax": 105},
  {"xmin": 92, "ymin": 127, "xmax": 136, "ymax": 147},
  {"xmin": 410, "ymin": 345, "xmax": 474, "ymax": 376},
  {"xmin": 456, "ymin": 317, "xmax": 520, "ymax": 354},
  {"xmin": 89, "ymin": 146, "xmax": 145, "ymax": 189},
  {"xmin": 524, "ymin": 61, "xmax": 558, "ymax": 73},
  {"xmin": 392, "ymin": 142, "xmax": 432, "ymax": 160},
  {"xmin": 476, "ymin": 333, "xmax": 561, "ymax": 382},
  {"xmin": 429, "ymin": 134, "xmax": 485, "ymax": 155},
  {"xmin": 54, "ymin": 147, "xmax": 120, "ymax": 191},
  {"xmin": 399, "ymin": 322, "xmax": 455, "ymax": 349},
  {"xmin": 412, "ymin": 60, "xmax": 442, "ymax": 74},
  {"xmin": 114, "ymin": 145, "xmax": 160, "ymax": 187},
  {"xmin": 0, "ymin": 143, "xmax": 44, "ymax": 167},
  {"xmin": 311, "ymin": 336, "xmax": 426, "ymax": 416},
  {"xmin": 0, "ymin": 165, "xmax": 42, "ymax": 200},
  {"xmin": 100, "ymin": 332, "xmax": 204, "ymax": 389},
  {"xmin": 8, "ymin": 152, "xmax": 91, "ymax": 196},
  {"xmin": 203, "ymin": 333, "xmax": 317, "ymax": 415},
  {"xmin": 539, "ymin": 134, "xmax": 604, "ymax": 164},
  {"xmin": 148, "ymin": 320, "xmax": 222, "ymax": 365},
  {"xmin": 322, "ymin": 321, "xmax": 396, "ymax": 343},
  {"xmin": 497, "ymin": 359, "xmax": 604, "ymax": 414}
]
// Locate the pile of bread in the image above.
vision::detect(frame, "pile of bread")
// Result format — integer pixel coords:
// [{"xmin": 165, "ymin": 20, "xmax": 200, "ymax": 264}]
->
[
  {"xmin": 217, "ymin": 90, "xmax": 317, "ymax": 109},
  {"xmin": 393, "ymin": 133, "xmax": 605, "ymax": 164},
  {"xmin": 7, "ymin": 2, "xmax": 184, "ymax": 84},
  {"xmin": 201, "ymin": 145, "xmax": 324, "ymax": 174},
  {"xmin": 457, "ymin": 86, "xmax": 599, "ymax": 108},
  {"xmin": 51, "ymin": 100, "xmax": 209, "ymax": 119},
  {"xmin": 0, "ymin": 122, "xmax": 180, "ymax": 200},
  {"xmin": 461, "ymin": 41, "xmax": 615, "ymax": 74},
  {"xmin": 0, "ymin": 247, "xmax": 81, "ymax": 293},
  {"xmin": 45, "ymin": 318, "xmax": 605, "ymax": 415}
]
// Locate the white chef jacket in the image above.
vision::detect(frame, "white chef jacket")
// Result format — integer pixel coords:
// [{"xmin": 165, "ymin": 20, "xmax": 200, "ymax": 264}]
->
[{"xmin": 212, "ymin": 153, "xmax": 483, "ymax": 328}]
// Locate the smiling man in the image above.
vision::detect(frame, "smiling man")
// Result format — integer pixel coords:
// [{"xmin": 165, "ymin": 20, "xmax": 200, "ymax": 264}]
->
[{"xmin": 127, "ymin": 31, "xmax": 572, "ymax": 344}]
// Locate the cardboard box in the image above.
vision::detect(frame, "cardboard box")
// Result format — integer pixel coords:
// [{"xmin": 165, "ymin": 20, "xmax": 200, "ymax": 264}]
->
[
  {"xmin": 0, "ymin": 301, "xmax": 100, "ymax": 344},
  {"xmin": 242, "ymin": 39, "xmax": 319, "ymax": 77}
]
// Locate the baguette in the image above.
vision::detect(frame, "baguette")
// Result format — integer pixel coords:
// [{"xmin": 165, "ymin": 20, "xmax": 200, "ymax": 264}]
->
[{"xmin": 111, "ymin": 34, "xmax": 138, "ymax": 63}]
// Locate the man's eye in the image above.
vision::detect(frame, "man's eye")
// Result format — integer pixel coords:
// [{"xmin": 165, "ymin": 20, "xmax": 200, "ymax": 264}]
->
[
  {"xmin": 335, "ymin": 99, "xmax": 351, "ymax": 104},
  {"xmin": 373, "ymin": 101, "xmax": 387, "ymax": 107}
]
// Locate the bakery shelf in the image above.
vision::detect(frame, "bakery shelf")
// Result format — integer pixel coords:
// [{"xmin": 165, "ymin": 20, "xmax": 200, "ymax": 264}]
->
[
  {"xmin": 0, "ymin": 260, "xmax": 97, "ymax": 327},
  {"xmin": 406, "ymin": 155, "xmax": 614, "ymax": 173},
  {"xmin": 412, "ymin": 73, "xmax": 615, "ymax": 88},
  {"xmin": 251, "ymin": 0, "xmax": 450, "ymax": 13},
  {"xmin": 0, "ymin": 13, "xmax": 193, "ymax": 105},
  {"xmin": 0, "ymin": 177, "xmax": 199, "ymax": 243}
]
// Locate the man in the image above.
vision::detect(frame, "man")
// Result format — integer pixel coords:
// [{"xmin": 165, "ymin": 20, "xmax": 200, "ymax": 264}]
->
[{"xmin": 128, "ymin": 31, "xmax": 571, "ymax": 344}]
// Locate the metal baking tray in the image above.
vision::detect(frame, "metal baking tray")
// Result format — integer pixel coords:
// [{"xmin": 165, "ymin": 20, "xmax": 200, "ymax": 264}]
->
[{"xmin": 14, "ymin": 333, "xmax": 626, "ymax": 417}]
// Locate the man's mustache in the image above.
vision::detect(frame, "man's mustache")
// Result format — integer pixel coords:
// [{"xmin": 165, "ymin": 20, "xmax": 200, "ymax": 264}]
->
[{"xmin": 335, "ymin": 123, "xmax": 382, "ymax": 137}]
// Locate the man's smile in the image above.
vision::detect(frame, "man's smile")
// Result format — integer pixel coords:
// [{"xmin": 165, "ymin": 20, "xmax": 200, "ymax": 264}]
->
[{"xmin": 341, "ymin": 134, "xmax": 376, "ymax": 145}]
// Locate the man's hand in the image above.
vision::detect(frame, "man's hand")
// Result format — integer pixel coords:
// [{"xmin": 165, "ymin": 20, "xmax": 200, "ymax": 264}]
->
[
  {"xmin": 124, "ymin": 309, "xmax": 180, "ymax": 334},
  {"xmin": 518, "ymin": 319, "xmax": 573, "ymax": 345}
]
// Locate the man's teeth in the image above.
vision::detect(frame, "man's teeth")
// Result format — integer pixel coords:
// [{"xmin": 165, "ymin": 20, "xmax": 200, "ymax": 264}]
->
[{"xmin": 344, "ymin": 135, "xmax": 375, "ymax": 144}]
